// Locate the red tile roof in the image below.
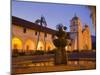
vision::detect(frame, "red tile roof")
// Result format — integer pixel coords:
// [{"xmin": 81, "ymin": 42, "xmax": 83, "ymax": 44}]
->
[
  {"xmin": 12, "ymin": 16, "xmax": 56, "ymax": 35},
  {"xmin": 12, "ymin": 16, "xmax": 75, "ymax": 38}
]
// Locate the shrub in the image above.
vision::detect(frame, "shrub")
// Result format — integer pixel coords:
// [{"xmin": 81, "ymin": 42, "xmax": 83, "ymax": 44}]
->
[{"xmin": 34, "ymin": 50, "xmax": 45, "ymax": 55}]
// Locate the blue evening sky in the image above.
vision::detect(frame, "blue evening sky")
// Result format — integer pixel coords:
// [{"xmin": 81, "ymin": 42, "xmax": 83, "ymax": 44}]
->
[{"xmin": 12, "ymin": 0, "xmax": 95, "ymax": 36}]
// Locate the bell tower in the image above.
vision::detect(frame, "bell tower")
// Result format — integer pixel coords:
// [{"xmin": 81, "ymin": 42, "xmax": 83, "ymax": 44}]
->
[
  {"xmin": 70, "ymin": 14, "xmax": 83, "ymax": 50},
  {"xmin": 70, "ymin": 14, "xmax": 82, "ymax": 32}
]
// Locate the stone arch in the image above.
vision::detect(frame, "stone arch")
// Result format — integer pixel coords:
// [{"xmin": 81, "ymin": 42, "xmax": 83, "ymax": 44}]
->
[
  {"xmin": 37, "ymin": 40, "xmax": 44, "ymax": 50},
  {"xmin": 12, "ymin": 37, "xmax": 23, "ymax": 51},
  {"xmin": 24, "ymin": 39, "xmax": 35, "ymax": 51},
  {"xmin": 46, "ymin": 41, "xmax": 54, "ymax": 51}
]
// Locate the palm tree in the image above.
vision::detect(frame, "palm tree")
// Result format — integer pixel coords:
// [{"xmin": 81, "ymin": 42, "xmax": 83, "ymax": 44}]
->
[
  {"xmin": 35, "ymin": 16, "xmax": 47, "ymax": 50},
  {"xmin": 87, "ymin": 6, "xmax": 96, "ymax": 31}
]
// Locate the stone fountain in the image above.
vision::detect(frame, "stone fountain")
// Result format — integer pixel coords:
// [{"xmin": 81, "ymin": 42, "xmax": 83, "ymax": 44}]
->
[{"xmin": 53, "ymin": 24, "xmax": 68, "ymax": 65}]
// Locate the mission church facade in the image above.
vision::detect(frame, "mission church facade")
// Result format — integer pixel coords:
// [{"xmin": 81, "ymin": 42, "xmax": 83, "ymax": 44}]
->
[{"xmin": 12, "ymin": 15, "xmax": 92, "ymax": 53}]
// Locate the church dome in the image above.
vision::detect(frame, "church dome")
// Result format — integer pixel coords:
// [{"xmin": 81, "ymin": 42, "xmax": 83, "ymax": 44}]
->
[
  {"xmin": 71, "ymin": 14, "xmax": 79, "ymax": 20},
  {"xmin": 73, "ymin": 16, "xmax": 78, "ymax": 20},
  {"xmin": 84, "ymin": 24, "xmax": 88, "ymax": 28}
]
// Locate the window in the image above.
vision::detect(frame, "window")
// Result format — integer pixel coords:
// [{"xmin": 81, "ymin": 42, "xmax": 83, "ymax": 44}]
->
[
  {"xmin": 23, "ymin": 28, "xmax": 26, "ymax": 33},
  {"xmin": 35, "ymin": 31, "xmax": 37, "ymax": 35},
  {"xmin": 52, "ymin": 35, "xmax": 54, "ymax": 38},
  {"xmin": 45, "ymin": 33, "xmax": 47, "ymax": 37}
]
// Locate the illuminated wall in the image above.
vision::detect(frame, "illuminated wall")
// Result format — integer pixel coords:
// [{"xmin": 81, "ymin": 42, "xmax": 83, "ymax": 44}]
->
[{"xmin": 12, "ymin": 25, "xmax": 55, "ymax": 52}]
